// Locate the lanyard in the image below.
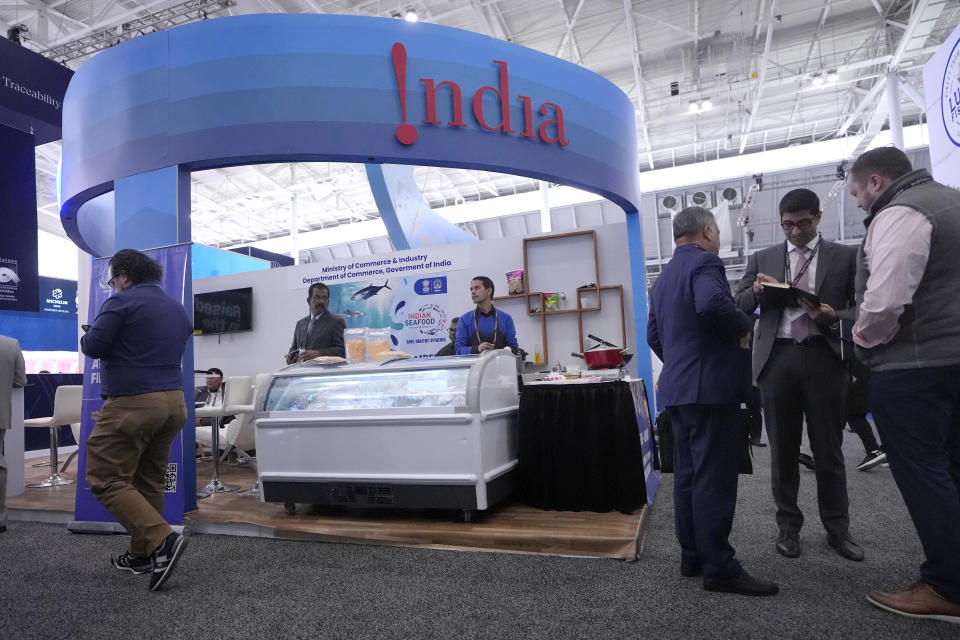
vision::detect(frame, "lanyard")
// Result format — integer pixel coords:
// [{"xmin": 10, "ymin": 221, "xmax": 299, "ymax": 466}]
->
[
  {"xmin": 784, "ymin": 235, "xmax": 821, "ymax": 287},
  {"xmin": 473, "ymin": 307, "xmax": 499, "ymax": 345}
]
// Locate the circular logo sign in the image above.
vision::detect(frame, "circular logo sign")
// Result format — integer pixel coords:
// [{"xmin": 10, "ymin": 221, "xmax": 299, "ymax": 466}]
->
[{"xmin": 942, "ymin": 36, "xmax": 960, "ymax": 147}]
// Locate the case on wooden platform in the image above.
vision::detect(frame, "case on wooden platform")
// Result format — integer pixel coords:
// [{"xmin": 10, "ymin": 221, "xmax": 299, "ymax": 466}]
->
[{"xmin": 254, "ymin": 351, "xmax": 519, "ymax": 517}]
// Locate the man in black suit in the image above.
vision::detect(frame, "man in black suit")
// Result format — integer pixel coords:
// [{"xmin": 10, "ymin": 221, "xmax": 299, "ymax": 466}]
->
[
  {"xmin": 286, "ymin": 282, "xmax": 346, "ymax": 363},
  {"xmin": 649, "ymin": 206, "xmax": 778, "ymax": 597},
  {"xmin": 194, "ymin": 367, "xmax": 234, "ymax": 426},
  {"xmin": 735, "ymin": 188, "xmax": 863, "ymax": 562}
]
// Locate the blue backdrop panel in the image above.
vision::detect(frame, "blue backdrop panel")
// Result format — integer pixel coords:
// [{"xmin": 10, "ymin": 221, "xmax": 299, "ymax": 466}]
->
[
  {"xmin": 74, "ymin": 244, "xmax": 196, "ymax": 525},
  {"xmin": 0, "ymin": 124, "xmax": 39, "ymax": 312},
  {"xmin": 229, "ymin": 246, "xmax": 295, "ymax": 268},
  {"xmin": 366, "ymin": 163, "xmax": 477, "ymax": 249},
  {"xmin": 193, "ymin": 243, "xmax": 270, "ymax": 279},
  {"xmin": 0, "ymin": 276, "xmax": 78, "ymax": 352},
  {"xmin": 60, "ymin": 14, "xmax": 640, "ymax": 255}
]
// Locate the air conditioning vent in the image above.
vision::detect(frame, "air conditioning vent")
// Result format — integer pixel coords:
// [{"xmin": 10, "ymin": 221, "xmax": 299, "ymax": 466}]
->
[
  {"xmin": 688, "ymin": 190, "xmax": 714, "ymax": 207},
  {"xmin": 657, "ymin": 194, "xmax": 683, "ymax": 218},
  {"xmin": 717, "ymin": 186, "xmax": 743, "ymax": 206}
]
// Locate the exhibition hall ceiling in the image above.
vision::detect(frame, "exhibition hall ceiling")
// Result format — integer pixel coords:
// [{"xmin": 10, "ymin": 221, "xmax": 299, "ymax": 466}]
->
[{"xmin": 5, "ymin": 0, "xmax": 958, "ymax": 249}]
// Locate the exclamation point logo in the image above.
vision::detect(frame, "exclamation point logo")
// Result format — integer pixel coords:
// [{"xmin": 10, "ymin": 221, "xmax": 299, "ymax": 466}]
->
[{"xmin": 392, "ymin": 42, "xmax": 418, "ymax": 145}]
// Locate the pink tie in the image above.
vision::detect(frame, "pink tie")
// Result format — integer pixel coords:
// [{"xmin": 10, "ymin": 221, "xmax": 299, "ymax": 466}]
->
[{"xmin": 791, "ymin": 246, "xmax": 812, "ymax": 341}]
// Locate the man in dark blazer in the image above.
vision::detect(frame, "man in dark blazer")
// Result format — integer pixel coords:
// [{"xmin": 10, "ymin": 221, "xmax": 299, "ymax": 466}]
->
[
  {"xmin": 286, "ymin": 282, "xmax": 346, "ymax": 363},
  {"xmin": 735, "ymin": 188, "xmax": 862, "ymax": 562},
  {"xmin": 649, "ymin": 206, "xmax": 779, "ymax": 597}
]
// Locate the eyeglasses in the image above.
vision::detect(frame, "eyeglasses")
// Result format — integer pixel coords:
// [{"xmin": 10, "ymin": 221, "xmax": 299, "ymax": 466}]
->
[
  {"xmin": 780, "ymin": 218, "xmax": 817, "ymax": 231},
  {"xmin": 107, "ymin": 275, "xmax": 116, "ymax": 288}
]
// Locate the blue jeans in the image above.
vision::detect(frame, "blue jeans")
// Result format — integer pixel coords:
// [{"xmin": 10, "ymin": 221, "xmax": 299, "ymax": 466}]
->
[{"xmin": 869, "ymin": 365, "xmax": 960, "ymax": 603}]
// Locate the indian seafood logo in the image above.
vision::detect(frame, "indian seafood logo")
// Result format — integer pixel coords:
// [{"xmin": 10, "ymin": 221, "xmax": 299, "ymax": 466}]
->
[
  {"xmin": 404, "ymin": 303, "xmax": 447, "ymax": 337},
  {"xmin": 942, "ymin": 36, "xmax": 960, "ymax": 147}
]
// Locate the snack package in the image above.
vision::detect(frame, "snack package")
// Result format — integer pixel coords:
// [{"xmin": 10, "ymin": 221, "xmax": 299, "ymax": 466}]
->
[
  {"xmin": 365, "ymin": 328, "xmax": 391, "ymax": 359},
  {"xmin": 542, "ymin": 292, "xmax": 559, "ymax": 311},
  {"xmin": 506, "ymin": 269, "xmax": 525, "ymax": 295},
  {"xmin": 344, "ymin": 327, "xmax": 368, "ymax": 362}
]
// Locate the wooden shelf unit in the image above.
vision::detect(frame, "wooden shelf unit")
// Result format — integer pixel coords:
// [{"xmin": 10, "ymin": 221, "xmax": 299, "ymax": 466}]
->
[{"xmin": 496, "ymin": 230, "xmax": 627, "ymax": 365}]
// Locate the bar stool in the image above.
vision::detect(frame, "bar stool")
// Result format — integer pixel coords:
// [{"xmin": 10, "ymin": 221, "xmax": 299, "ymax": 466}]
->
[
  {"xmin": 195, "ymin": 376, "xmax": 252, "ymax": 495},
  {"xmin": 24, "ymin": 385, "xmax": 83, "ymax": 487},
  {"xmin": 230, "ymin": 372, "xmax": 271, "ymax": 497}
]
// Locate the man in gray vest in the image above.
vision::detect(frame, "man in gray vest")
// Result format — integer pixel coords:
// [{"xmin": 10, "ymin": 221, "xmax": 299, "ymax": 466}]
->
[
  {"xmin": 847, "ymin": 146, "xmax": 960, "ymax": 623},
  {"xmin": 0, "ymin": 334, "xmax": 27, "ymax": 533}
]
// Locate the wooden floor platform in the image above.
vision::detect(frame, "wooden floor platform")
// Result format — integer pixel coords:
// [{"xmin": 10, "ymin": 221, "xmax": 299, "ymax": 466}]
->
[{"xmin": 8, "ymin": 457, "xmax": 648, "ymax": 560}]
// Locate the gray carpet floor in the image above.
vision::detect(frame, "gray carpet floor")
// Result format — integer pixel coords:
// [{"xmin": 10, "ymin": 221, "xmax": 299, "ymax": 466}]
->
[{"xmin": 1, "ymin": 431, "xmax": 956, "ymax": 640}]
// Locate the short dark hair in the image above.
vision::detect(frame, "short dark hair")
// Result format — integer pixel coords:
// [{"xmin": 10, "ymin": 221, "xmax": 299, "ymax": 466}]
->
[
  {"xmin": 206, "ymin": 367, "xmax": 223, "ymax": 378},
  {"xmin": 849, "ymin": 146, "xmax": 913, "ymax": 183},
  {"xmin": 307, "ymin": 282, "xmax": 329, "ymax": 298},
  {"xmin": 109, "ymin": 249, "xmax": 162, "ymax": 285},
  {"xmin": 779, "ymin": 188, "xmax": 820, "ymax": 217},
  {"xmin": 450, "ymin": 317, "xmax": 459, "ymax": 325},
  {"xmin": 472, "ymin": 276, "xmax": 495, "ymax": 297},
  {"xmin": 672, "ymin": 206, "xmax": 715, "ymax": 239}
]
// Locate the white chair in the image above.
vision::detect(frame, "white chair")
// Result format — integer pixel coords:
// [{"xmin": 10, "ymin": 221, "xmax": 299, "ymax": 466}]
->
[
  {"xmin": 227, "ymin": 372, "xmax": 271, "ymax": 496},
  {"xmin": 195, "ymin": 376, "xmax": 252, "ymax": 495},
  {"xmin": 59, "ymin": 423, "xmax": 83, "ymax": 473},
  {"xmin": 24, "ymin": 385, "xmax": 82, "ymax": 488}
]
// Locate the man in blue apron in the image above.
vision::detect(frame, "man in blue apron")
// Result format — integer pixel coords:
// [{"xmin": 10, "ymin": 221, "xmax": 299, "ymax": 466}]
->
[{"xmin": 454, "ymin": 276, "xmax": 519, "ymax": 355}]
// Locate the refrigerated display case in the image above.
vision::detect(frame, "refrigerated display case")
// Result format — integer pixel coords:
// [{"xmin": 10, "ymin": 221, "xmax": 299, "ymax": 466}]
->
[{"xmin": 254, "ymin": 350, "xmax": 520, "ymax": 519}]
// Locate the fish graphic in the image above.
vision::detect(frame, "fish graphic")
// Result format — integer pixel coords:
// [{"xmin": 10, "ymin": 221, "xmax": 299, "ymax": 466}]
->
[
  {"xmin": 351, "ymin": 281, "xmax": 392, "ymax": 301},
  {"xmin": 0, "ymin": 268, "xmax": 20, "ymax": 284},
  {"xmin": 335, "ymin": 309, "xmax": 366, "ymax": 319}
]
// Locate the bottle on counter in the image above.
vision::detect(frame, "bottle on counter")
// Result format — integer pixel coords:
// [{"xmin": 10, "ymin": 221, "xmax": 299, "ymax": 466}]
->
[{"xmin": 534, "ymin": 343, "xmax": 542, "ymax": 365}]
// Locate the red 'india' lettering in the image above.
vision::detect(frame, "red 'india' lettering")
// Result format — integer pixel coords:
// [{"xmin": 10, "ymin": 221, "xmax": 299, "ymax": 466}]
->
[{"xmin": 391, "ymin": 42, "xmax": 568, "ymax": 147}]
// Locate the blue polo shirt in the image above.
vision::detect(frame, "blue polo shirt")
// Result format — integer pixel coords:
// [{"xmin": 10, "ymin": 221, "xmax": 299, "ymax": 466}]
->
[
  {"xmin": 454, "ymin": 307, "xmax": 518, "ymax": 355},
  {"xmin": 80, "ymin": 282, "xmax": 193, "ymax": 397}
]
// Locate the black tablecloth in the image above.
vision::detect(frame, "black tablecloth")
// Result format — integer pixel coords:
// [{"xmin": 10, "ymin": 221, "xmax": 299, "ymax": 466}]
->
[{"xmin": 518, "ymin": 381, "xmax": 646, "ymax": 513}]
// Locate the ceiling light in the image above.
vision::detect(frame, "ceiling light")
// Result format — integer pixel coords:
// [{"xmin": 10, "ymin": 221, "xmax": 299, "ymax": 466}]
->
[
  {"xmin": 811, "ymin": 73, "xmax": 824, "ymax": 88},
  {"xmin": 688, "ymin": 101, "xmax": 699, "ymax": 114},
  {"xmin": 404, "ymin": 9, "xmax": 418, "ymax": 22},
  {"xmin": 700, "ymin": 98, "xmax": 713, "ymax": 112},
  {"xmin": 826, "ymin": 69, "xmax": 839, "ymax": 83}
]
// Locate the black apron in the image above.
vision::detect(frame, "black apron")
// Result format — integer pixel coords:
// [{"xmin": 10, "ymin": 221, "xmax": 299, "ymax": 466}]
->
[{"xmin": 468, "ymin": 307, "xmax": 508, "ymax": 352}]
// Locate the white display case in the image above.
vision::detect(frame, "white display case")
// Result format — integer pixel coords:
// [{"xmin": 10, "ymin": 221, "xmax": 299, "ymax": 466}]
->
[{"xmin": 254, "ymin": 350, "xmax": 520, "ymax": 519}]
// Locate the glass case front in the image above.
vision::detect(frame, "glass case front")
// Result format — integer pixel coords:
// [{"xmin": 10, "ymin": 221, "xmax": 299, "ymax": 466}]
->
[{"xmin": 264, "ymin": 366, "xmax": 472, "ymax": 412}]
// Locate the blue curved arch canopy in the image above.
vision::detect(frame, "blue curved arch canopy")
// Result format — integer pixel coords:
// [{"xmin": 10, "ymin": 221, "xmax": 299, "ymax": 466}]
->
[{"xmin": 59, "ymin": 14, "xmax": 641, "ymax": 253}]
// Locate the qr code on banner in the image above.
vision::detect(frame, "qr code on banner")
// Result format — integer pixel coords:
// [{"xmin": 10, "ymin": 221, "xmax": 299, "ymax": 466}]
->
[{"xmin": 164, "ymin": 463, "xmax": 177, "ymax": 493}]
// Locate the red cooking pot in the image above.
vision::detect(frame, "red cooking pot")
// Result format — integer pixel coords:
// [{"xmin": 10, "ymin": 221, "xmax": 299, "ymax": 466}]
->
[{"xmin": 578, "ymin": 334, "xmax": 632, "ymax": 370}]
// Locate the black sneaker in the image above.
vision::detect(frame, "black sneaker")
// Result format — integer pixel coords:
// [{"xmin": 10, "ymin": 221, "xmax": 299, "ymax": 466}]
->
[
  {"xmin": 857, "ymin": 450, "xmax": 887, "ymax": 472},
  {"xmin": 149, "ymin": 532, "xmax": 188, "ymax": 592},
  {"xmin": 112, "ymin": 551, "xmax": 153, "ymax": 575}
]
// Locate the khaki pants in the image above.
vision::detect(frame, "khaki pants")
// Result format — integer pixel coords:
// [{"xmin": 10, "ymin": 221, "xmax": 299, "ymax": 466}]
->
[{"xmin": 86, "ymin": 390, "xmax": 186, "ymax": 557}]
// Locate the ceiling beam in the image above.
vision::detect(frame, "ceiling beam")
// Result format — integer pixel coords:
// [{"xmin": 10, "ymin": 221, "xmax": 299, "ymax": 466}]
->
[
  {"xmin": 553, "ymin": 0, "xmax": 586, "ymax": 63},
  {"xmin": 622, "ymin": 0, "xmax": 654, "ymax": 170},
  {"xmin": 740, "ymin": 0, "xmax": 778, "ymax": 153}
]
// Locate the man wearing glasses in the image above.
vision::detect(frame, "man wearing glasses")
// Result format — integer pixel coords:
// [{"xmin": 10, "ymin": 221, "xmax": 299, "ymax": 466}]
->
[
  {"xmin": 735, "ymin": 189, "xmax": 862, "ymax": 563},
  {"xmin": 81, "ymin": 249, "xmax": 194, "ymax": 591}
]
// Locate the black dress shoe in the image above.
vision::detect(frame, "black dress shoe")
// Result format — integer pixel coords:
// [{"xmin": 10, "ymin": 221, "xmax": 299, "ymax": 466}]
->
[
  {"xmin": 798, "ymin": 453, "xmax": 816, "ymax": 471},
  {"xmin": 0, "ymin": 525, "xmax": 6, "ymax": 533},
  {"xmin": 828, "ymin": 535, "xmax": 864, "ymax": 561},
  {"xmin": 703, "ymin": 571, "xmax": 780, "ymax": 597},
  {"xmin": 680, "ymin": 562, "xmax": 703, "ymax": 578},
  {"xmin": 749, "ymin": 437, "xmax": 767, "ymax": 448},
  {"xmin": 776, "ymin": 531, "xmax": 801, "ymax": 558}
]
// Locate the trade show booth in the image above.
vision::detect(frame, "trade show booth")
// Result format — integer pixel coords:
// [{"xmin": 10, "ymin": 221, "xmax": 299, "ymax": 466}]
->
[{"xmin": 9, "ymin": 13, "xmax": 659, "ymax": 559}]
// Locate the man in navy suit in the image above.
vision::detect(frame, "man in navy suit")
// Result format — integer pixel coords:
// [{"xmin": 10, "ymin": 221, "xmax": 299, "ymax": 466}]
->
[{"xmin": 648, "ymin": 207, "xmax": 779, "ymax": 597}]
